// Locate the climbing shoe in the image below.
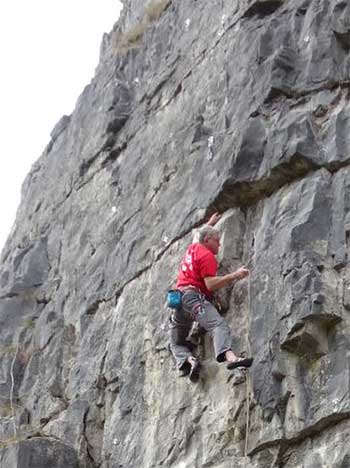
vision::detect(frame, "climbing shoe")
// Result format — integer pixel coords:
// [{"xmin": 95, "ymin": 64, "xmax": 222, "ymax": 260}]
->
[
  {"xmin": 179, "ymin": 361, "xmax": 191, "ymax": 377},
  {"xmin": 189, "ymin": 359, "xmax": 201, "ymax": 383},
  {"xmin": 227, "ymin": 357, "xmax": 253, "ymax": 370}
]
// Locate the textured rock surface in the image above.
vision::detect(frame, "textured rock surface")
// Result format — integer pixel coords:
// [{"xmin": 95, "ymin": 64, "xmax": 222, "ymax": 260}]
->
[
  {"xmin": 0, "ymin": 438, "xmax": 79, "ymax": 468},
  {"xmin": 1, "ymin": 0, "xmax": 350, "ymax": 466}
]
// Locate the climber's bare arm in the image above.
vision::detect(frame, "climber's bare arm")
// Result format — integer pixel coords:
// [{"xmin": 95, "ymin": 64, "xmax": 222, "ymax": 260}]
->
[{"xmin": 204, "ymin": 267, "xmax": 249, "ymax": 292}]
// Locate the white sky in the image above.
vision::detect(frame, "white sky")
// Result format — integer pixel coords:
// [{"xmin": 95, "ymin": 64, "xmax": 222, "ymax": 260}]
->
[{"xmin": 0, "ymin": 1, "xmax": 122, "ymax": 253}]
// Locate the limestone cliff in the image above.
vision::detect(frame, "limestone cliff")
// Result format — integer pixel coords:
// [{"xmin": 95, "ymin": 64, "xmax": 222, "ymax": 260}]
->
[{"xmin": 1, "ymin": 0, "xmax": 350, "ymax": 467}]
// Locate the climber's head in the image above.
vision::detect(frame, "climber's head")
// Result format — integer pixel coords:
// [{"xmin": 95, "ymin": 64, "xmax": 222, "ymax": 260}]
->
[{"xmin": 198, "ymin": 226, "xmax": 221, "ymax": 254}]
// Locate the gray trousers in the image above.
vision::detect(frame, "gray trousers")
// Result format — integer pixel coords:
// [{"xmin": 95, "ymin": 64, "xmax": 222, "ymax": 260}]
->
[{"xmin": 169, "ymin": 289, "xmax": 232, "ymax": 369}]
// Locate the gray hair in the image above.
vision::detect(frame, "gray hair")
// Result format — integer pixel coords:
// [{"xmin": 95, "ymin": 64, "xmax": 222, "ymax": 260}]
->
[{"xmin": 197, "ymin": 225, "xmax": 219, "ymax": 244}]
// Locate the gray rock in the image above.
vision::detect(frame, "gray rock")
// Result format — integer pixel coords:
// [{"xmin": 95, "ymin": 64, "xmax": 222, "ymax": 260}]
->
[
  {"xmin": 1, "ymin": 237, "xmax": 50, "ymax": 296},
  {"xmin": 1, "ymin": 0, "xmax": 350, "ymax": 466},
  {"xmin": 50, "ymin": 115, "xmax": 71, "ymax": 142},
  {"xmin": 0, "ymin": 437, "xmax": 79, "ymax": 468}
]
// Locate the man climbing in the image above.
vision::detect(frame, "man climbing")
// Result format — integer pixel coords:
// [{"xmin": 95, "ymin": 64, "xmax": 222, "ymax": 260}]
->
[{"xmin": 169, "ymin": 214, "xmax": 253, "ymax": 382}]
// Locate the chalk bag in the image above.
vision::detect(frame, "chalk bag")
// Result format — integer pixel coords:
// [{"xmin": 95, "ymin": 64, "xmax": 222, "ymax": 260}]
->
[{"xmin": 167, "ymin": 289, "xmax": 183, "ymax": 309}]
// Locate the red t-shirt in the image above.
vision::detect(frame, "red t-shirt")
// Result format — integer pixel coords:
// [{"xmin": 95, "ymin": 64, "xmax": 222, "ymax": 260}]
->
[{"xmin": 176, "ymin": 243, "xmax": 217, "ymax": 297}]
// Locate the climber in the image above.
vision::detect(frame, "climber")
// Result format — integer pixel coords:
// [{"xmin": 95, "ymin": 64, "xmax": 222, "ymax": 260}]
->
[{"xmin": 169, "ymin": 213, "xmax": 253, "ymax": 382}]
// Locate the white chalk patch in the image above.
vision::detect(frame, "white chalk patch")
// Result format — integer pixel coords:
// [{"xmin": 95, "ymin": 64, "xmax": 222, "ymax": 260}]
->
[{"xmin": 207, "ymin": 135, "xmax": 214, "ymax": 160}]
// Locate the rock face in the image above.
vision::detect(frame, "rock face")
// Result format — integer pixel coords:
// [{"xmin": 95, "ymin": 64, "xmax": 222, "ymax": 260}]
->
[{"xmin": 1, "ymin": 0, "xmax": 350, "ymax": 466}]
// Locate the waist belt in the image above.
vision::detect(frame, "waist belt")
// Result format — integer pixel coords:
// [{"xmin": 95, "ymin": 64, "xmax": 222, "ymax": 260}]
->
[
  {"xmin": 178, "ymin": 286, "xmax": 200, "ymax": 293},
  {"xmin": 178, "ymin": 286, "xmax": 211, "ymax": 300}
]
